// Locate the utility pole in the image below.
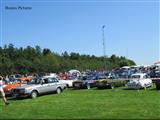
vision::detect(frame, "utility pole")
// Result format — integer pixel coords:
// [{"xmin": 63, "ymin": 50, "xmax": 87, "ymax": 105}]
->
[
  {"xmin": 102, "ymin": 25, "xmax": 106, "ymax": 71},
  {"xmin": 0, "ymin": 0, "xmax": 3, "ymax": 47}
]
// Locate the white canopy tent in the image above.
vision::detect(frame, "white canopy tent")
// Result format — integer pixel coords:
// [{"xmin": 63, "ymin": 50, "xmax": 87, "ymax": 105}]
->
[{"xmin": 68, "ymin": 69, "xmax": 81, "ymax": 76}]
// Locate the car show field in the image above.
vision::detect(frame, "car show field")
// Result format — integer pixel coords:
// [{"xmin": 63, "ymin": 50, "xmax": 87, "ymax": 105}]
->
[
  {"xmin": 0, "ymin": 86, "xmax": 160, "ymax": 119},
  {"xmin": 1, "ymin": 0, "xmax": 159, "ymax": 119}
]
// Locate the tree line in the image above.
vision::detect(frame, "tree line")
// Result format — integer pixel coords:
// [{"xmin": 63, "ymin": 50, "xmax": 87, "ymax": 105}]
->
[{"xmin": 0, "ymin": 44, "xmax": 136, "ymax": 75}]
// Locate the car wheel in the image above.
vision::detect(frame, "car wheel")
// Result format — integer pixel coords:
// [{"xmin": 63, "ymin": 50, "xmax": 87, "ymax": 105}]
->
[
  {"xmin": 31, "ymin": 91, "xmax": 38, "ymax": 99},
  {"xmin": 56, "ymin": 88, "xmax": 62, "ymax": 94},
  {"xmin": 87, "ymin": 84, "xmax": 90, "ymax": 89},
  {"xmin": 66, "ymin": 84, "xmax": 69, "ymax": 88}
]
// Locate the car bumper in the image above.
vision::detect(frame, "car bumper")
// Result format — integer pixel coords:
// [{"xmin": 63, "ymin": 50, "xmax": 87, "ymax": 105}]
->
[
  {"xmin": 73, "ymin": 83, "xmax": 83, "ymax": 88},
  {"xmin": 97, "ymin": 84, "xmax": 111, "ymax": 89},
  {"xmin": 73, "ymin": 83, "xmax": 96, "ymax": 89},
  {"xmin": 13, "ymin": 93, "xmax": 30, "ymax": 98},
  {"xmin": 127, "ymin": 84, "xmax": 141, "ymax": 89}
]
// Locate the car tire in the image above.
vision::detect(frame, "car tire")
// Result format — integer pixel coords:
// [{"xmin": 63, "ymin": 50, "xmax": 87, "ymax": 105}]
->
[
  {"xmin": 56, "ymin": 88, "xmax": 62, "ymax": 94},
  {"xmin": 87, "ymin": 84, "xmax": 90, "ymax": 89},
  {"xmin": 31, "ymin": 91, "xmax": 38, "ymax": 99},
  {"xmin": 66, "ymin": 84, "xmax": 69, "ymax": 88},
  {"xmin": 144, "ymin": 83, "xmax": 148, "ymax": 87}
]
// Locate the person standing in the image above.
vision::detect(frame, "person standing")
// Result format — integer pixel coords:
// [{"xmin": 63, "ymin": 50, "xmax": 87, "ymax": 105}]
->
[{"xmin": 0, "ymin": 76, "xmax": 9, "ymax": 105}]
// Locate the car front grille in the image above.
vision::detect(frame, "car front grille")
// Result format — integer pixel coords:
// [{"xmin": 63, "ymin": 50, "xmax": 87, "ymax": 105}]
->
[{"xmin": 13, "ymin": 89, "xmax": 21, "ymax": 93}]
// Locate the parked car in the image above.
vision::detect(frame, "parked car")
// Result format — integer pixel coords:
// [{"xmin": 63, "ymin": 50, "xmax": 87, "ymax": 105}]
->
[
  {"xmin": 96, "ymin": 80, "xmax": 112, "ymax": 89},
  {"xmin": 127, "ymin": 73, "xmax": 152, "ymax": 89},
  {"xmin": 3, "ymin": 77, "xmax": 32, "ymax": 96},
  {"xmin": 73, "ymin": 76, "xmax": 98, "ymax": 89},
  {"xmin": 59, "ymin": 79, "xmax": 78, "ymax": 88},
  {"xmin": 10, "ymin": 74, "xmax": 22, "ymax": 79},
  {"xmin": 155, "ymin": 80, "xmax": 160, "ymax": 90},
  {"xmin": 12, "ymin": 76, "xmax": 66, "ymax": 98}
]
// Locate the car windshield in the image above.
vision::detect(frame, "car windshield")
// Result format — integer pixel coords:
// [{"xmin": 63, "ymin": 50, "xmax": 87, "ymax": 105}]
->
[
  {"xmin": 28, "ymin": 78, "xmax": 41, "ymax": 84},
  {"xmin": 131, "ymin": 75, "xmax": 140, "ymax": 79},
  {"xmin": 15, "ymin": 74, "xmax": 22, "ymax": 78},
  {"xmin": 16, "ymin": 79, "xmax": 28, "ymax": 84},
  {"xmin": 130, "ymin": 79, "xmax": 138, "ymax": 82}
]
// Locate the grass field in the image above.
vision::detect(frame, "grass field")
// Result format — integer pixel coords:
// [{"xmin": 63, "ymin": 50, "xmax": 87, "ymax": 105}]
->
[{"xmin": 0, "ymin": 86, "xmax": 160, "ymax": 119}]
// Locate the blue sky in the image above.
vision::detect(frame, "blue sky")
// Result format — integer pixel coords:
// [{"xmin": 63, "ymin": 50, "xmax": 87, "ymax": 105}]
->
[{"xmin": 0, "ymin": 0, "xmax": 159, "ymax": 65}]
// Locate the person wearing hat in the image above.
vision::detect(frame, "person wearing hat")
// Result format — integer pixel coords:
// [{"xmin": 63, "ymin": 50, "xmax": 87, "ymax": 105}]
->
[{"xmin": 0, "ymin": 76, "xmax": 9, "ymax": 105}]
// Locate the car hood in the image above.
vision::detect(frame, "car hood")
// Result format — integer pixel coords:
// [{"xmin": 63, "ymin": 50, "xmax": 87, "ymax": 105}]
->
[
  {"xmin": 4, "ymin": 83, "xmax": 26, "ymax": 91},
  {"xmin": 74, "ymin": 80, "xmax": 96, "ymax": 83},
  {"xmin": 13, "ymin": 84, "xmax": 39, "ymax": 89},
  {"xmin": 129, "ymin": 80, "xmax": 139, "ymax": 83}
]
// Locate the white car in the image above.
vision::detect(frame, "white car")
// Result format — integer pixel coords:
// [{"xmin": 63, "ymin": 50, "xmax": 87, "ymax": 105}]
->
[
  {"xmin": 60, "ymin": 79, "xmax": 79, "ymax": 88},
  {"xmin": 127, "ymin": 73, "xmax": 152, "ymax": 89}
]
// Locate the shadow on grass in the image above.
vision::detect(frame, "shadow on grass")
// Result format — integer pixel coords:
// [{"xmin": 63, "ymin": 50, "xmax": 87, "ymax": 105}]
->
[
  {"xmin": 7, "ymin": 97, "xmax": 29, "ymax": 101},
  {"xmin": 71, "ymin": 87, "xmax": 95, "ymax": 90},
  {"xmin": 122, "ymin": 88, "xmax": 145, "ymax": 90},
  {"xmin": 97, "ymin": 87, "xmax": 110, "ymax": 89},
  {"xmin": 6, "ymin": 91, "xmax": 66, "ymax": 101},
  {"xmin": 149, "ymin": 88, "xmax": 158, "ymax": 91}
]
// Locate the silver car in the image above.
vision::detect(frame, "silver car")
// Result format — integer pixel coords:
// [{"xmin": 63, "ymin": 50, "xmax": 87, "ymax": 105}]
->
[{"xmin": 12, "ymin": 77, "xmax": 67, "ymax": 98}]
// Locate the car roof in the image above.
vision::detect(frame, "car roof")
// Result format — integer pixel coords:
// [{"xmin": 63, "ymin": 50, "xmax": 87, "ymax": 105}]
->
[{"xmin": 131, "ymin": 73, "xmax": 146, "ymax": 76}]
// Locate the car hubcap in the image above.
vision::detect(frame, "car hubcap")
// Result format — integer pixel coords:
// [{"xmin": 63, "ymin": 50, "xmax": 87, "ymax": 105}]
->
[
  {"xmin": 32, "ymin": 92, "xmax": 37, "ymax": 98},
  {"xmin": 87, "ymin": 84, "xmax": 90, "ymax": 89},
  {"xmin": 57, "ymin": 88, "xmax": 61, "ymax": 94}
]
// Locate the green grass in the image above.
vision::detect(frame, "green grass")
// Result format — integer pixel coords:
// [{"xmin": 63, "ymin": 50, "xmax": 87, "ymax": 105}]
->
[{"xmin": 0, "ymin": 86, "xmax": 160, "ymax": 119}]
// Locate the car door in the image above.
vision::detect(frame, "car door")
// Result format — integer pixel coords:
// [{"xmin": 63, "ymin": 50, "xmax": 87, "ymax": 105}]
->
[
  {"xmin": 39, "ymin": 78, "xmax": 51, "ymax": 94},
  {"xmin": 48, "ymin": 77, "xmax": 58, "ymax": 92}
]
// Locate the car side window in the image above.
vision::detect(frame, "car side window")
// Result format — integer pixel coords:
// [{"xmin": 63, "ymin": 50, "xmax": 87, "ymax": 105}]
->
[
  {"xmin": 143, "ymin": 75, "xmax": 147, "ymax": 78},
  {"xmin": 52, "ymin": 78, "xmax": 58, "ymax": 83},
  {"xmin": 42, "ymin": 78, "xmax": 49, "ymax": 84},
  {"xmin": 48, "ymin": 78, "xmax": 54, "ymax": 83}
]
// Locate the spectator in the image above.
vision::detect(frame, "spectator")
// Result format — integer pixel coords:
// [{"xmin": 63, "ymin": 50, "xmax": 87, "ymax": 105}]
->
[
  {"xmin": 0, "ymin": 76, "xmax": 10, "ymax": 105},
  {"xmin": 4, "ymin": 75, "xmax": 10, "ymax": 84}
]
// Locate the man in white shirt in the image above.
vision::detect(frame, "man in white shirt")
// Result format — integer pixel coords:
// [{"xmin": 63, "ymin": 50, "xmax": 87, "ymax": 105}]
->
[{"xmin": 0, "ymin": 76, "xmax": 9, "ymax": 105}]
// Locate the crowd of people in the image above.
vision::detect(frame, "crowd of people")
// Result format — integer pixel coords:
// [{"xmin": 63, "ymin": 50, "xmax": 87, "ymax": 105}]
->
[{"xmin": 108, "ymin": 65, "xmax": 160, "ymax": 79}]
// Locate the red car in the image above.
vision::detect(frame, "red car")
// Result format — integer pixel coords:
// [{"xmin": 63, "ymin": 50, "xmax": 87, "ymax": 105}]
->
[{"xmin": 3, "ymin": 77, "xmax": 32, "ymax": 96}]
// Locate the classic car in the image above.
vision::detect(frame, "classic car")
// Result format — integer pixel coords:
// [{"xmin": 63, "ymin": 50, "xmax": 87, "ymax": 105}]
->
[
  {"xmin": 3, "ymin": 77, "xmax": 32, "ymax": 96},
  {"xmin": 127, "ymin": 73, "xmax": 152, "ymax": 89},
  {"xmin": 72, "ymin": 75, "xmax": 98, "ymax": 89},
  {"xmin": 155, "ymin": 80, "xmax": 160, "ymax": 90},
  {"xmin": 96, "ymin": 80, "xmax": 112, "ymax": 89},
  {"xmin": 59, "ymin": 79, "xmax": 78, "ymax": 88},
  {"xmin": 12, "ymin": 76, "xmax": 66, "ymax": 98}
]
